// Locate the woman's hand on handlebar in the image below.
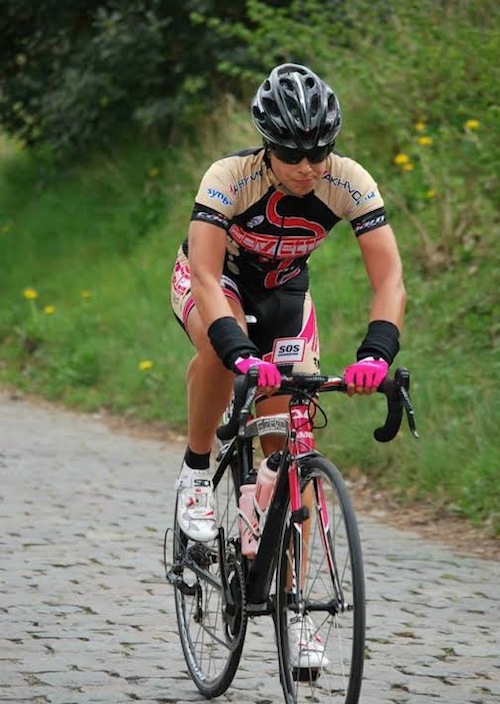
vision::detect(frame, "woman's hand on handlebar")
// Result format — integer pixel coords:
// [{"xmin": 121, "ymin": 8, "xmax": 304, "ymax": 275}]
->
[
  {"xmin": 343, "ymin": 357, "xmax": 389, "ymax": 396},
  {"xmin": 233, "ymin": 355, "xmax": 282, "ymax": 395}
]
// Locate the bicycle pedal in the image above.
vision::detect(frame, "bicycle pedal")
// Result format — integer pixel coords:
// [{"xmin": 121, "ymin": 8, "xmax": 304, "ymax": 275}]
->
[{"xmin": 166, "ymin": 568, "xmax": 199, "ymax": 596}]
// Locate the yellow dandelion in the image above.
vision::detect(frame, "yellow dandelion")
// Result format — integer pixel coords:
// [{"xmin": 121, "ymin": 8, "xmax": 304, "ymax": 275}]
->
[
  {"xmin": 148, "ymin": 167, "xmax": 160, "ymax": 179},
  {"xmin": 464, "ymin": 119, "xmax": 480, "ymax": 131},
  {"xmin": 418, "ymin": 135, "xmax": 433, "ymax": 146},
  {"xmin": 414, "ymin": 120, "xmax": 426, "ymax": 132},
  {"xmin": 43, "ymin": 305, "xmax": 56, "ymax": 315},
  {"xmin": 23, "ymin": 287, "xmax": 38, "ymax": 300},
  {"xmin": 402, "ymin": 162, "xmax": 415, "ymax": 172},
  {"xmin": 2, "ymin": 223, "xmax": 11, "ymax": 234},
  {"xmin": 80, "ymin": 290, "xmax": 92, "ymax": 300},
  {"xmin": 139, "ymin": 359, "xmax": 154, "ymax": 371},
  {"xmin": 426, "ymin": 189, "xmax": 437, "ymax": 199},
  {"xmin": 394, "ymin": 153, "xmax": 410, "ymax": 166}
]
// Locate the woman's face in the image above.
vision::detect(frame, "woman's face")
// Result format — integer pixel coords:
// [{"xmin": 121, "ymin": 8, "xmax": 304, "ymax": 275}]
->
[{"xmin": 268, "ymin": 151, "xmax": 327, "ymax": 197}]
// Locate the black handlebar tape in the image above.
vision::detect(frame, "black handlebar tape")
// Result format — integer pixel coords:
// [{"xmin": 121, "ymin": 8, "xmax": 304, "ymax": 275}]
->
[
  {"xmin": 216, "ymin": 372, "xmax": 257, "ymax": 441},
  {"xmin": 373, "ymin": 367, "xmax": 409, "ymax": 442}
]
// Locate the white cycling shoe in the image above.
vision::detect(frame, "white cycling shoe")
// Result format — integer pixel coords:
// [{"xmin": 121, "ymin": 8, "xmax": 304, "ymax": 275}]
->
[
  {"xmin": 175, "ymin": 464, "xmax": 218, "ymax": 542},
  {"xmin": 288, "ymin": 613, "xmax": 329, "ymax": 674}
]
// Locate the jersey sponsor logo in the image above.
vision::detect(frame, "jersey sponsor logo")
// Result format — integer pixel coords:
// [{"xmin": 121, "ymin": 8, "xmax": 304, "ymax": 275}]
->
[
  {"xmin": 246, "ymin": 215, "xmax": 265, "ymax": 228},
  {"xmin": 265, "ymin": 192, "xmax": 327, "ymax": 286},
  {"xmin": 229, "ymin": 225, "xmax": 325, "ymax": 258},
  {"xmin": 227, "ymin": 191, "xmax": 328, "ymax": 288},
  {"xmin": 172, "ymin": 258, "xmax": 190, "ymax": 295},
  {"xmin": 266, "ymin": 191, "xmax": 326, "ymax": 238},
  {"xmin": 207, "ymin": 188, "xmax": 233, "ymax": 206},
  {"xmin": 229, "ymin": 190, "xmax": 327, "ymax": 260},
  {"xmin": 322, "ymin": 174, "xmax": 363, "ymax": 203},
  {"xmin": 193, "ymin": 210, "xmax": 229, "ymax": 228},
  {"xmin": 362, "ymin": 190, "xmax": 377, "ymax": 203},
  {"xmin": 229, "ymin": 168, "xmax": 263, "ymax": 195},
  {"xmin": 271, "ymin": 337, "xmax": 306, "ymax": 364},
  {"xmin": 354, "ymin": 213, "xmax": 386, "ymax": 234},
  {"xmin": 264, "ymin": 258, "xmax": 301, "ymax": 288}
]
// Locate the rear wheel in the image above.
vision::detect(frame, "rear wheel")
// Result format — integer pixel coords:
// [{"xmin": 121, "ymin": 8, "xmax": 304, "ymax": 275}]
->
[
  {"xmin": 172, "ymin": 457, "xmax": 247, "ymax": 698},
  {"xmin": 275, "ymin": 457, "xmax": 365, "ymax": 704}
]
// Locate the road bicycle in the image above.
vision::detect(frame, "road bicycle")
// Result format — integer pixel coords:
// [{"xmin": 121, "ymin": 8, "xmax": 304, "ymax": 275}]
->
[{"xmin": 165, "ymin": 366, "xmax": 418, "ymax": 704}]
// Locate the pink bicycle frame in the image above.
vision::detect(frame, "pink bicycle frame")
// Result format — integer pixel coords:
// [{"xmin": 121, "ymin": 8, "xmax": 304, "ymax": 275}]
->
[
  {"xmin": 288, "ymin": 400, "xmax": 316, "ymax": 512},
  {"xmin": 288, "ymin": 398, "xmax": 336, "ymax": 592}
]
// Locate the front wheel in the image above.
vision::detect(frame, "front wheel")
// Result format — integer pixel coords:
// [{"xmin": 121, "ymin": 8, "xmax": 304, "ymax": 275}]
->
[{"xmin": 275, "ymin": 457, "xmax": 365, "ymax": 704}]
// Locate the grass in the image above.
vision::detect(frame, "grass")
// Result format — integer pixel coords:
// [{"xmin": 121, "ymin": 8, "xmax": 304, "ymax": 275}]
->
[
  {"xmin": 1, "ymin": 3, "xmax": 499, "ymax": 535},
  {"xmin": 1, "ymin": 129, "xmax": 498, "ymax": 536}
]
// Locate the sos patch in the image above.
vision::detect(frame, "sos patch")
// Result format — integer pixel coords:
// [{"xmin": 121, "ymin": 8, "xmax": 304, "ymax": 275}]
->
[{"xmin": 271, "ymin": 338, "xmax": 306, "ymax": 364}]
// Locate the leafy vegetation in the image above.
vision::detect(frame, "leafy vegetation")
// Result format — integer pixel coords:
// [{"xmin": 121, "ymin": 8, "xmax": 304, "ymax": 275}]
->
[
  {"xmin": 0, "ymin": 0, "xmax": 250, "ymax": 157},
  {"xmin": 0, "ymin": 1, "xmax": 499, "ymax": 534}
]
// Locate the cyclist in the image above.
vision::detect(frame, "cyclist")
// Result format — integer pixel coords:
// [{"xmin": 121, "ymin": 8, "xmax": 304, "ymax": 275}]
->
[{"xmin": 171, "ymin": 63, "xmax": 405, "ymax": 667}]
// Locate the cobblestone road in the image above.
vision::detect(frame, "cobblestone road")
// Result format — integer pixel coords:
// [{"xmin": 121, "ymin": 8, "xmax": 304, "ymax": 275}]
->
[{"xmin": 1, "ymin": 393, "xmax": 499, "ymax": 703}]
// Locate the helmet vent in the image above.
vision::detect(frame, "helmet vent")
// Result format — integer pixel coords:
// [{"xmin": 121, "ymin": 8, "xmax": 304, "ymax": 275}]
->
[{"xmin": 310, "ymin": 95, "xmax": 319, "ymax": 116}]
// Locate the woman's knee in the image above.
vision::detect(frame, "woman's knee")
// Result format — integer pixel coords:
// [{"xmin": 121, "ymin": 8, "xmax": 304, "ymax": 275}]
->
[{"xmin": 187, "ymin": 347, "xmax": 232, "ymax": 385}]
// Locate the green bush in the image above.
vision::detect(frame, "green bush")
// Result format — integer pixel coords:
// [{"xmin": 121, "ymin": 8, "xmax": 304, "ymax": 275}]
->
[{"xmin": 0, "ymin": 1, "xmax": 251, "ymax": 158}]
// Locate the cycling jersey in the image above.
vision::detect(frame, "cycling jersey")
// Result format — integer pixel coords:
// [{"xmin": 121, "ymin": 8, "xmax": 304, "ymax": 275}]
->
[
  {"xmin": 172, "ymin": 146, "xmax": 388, "ymax": 375},
  {"xmin": 185, "ymin": 146, "xmax": 387, "ymax": 292}
]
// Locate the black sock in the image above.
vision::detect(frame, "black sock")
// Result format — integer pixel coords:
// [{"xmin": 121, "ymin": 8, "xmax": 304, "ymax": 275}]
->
[{"xmin": 184, "ymin": 448, "xmax": 211, "ymax": 470}]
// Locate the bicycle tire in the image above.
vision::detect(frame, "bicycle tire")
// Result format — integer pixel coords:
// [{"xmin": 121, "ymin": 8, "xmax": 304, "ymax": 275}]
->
[
  {"xmin": 172, "ymin": 459, "xmax": 247, "ymax": 698},
  {"xmin": 275, "ymin": 456, "xmax": 365, "ymax": 704}
]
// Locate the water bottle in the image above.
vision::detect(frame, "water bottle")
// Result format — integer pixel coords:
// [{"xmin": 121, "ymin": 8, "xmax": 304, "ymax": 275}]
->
[
  {"xmin": 255, "ymin": 451, "xmax": 281, "ymax": 512},
  {"xmin": 239, "ymin": 474, "xmax": 259, "ymax": 559}
]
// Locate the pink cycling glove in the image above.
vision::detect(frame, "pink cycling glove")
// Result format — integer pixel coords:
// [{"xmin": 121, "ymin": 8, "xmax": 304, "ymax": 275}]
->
[
  {"xmin": 343, "ymin": 356, "xmax": 389, "ymax": 391},
  {"xmin": 234, "ymin": 356, "xmax": 282, "ymax": 388}
]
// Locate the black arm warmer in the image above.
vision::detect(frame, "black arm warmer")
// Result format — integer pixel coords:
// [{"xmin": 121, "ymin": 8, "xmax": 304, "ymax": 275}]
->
[
  {"xmin": 356, "ymin": 320, "xmax": 400, "ymax": 365},
  {"xmin": 207, "ymin": 316, "xmax": 260, "ymax": 371}
]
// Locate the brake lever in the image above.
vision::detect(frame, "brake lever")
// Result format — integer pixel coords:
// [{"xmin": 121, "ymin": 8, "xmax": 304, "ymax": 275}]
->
[
  {"xmin": 374, "ymin": 367, "xmax": 419, "ymax": 443},
  {"xmin": 400, "ymin": 384, "xmax": 419, "ymax": 439}
]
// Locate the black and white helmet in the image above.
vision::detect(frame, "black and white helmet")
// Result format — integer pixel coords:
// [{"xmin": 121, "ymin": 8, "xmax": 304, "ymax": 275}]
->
[{"xmin": 251, "ymin": 63, "xmax": 342, "ymax": 150}]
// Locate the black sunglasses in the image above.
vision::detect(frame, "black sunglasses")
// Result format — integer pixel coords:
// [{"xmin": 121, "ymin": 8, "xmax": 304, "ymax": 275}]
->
[{"xmin": 270, "ymin": 143, "xmax": 334, "ymax": 165}]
